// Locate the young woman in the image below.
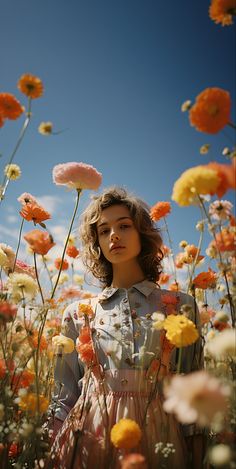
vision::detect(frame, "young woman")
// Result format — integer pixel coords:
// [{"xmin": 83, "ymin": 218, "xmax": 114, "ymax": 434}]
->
[{"xmin": 48, "ymin": 187, "xmax": 204, "ymax": 469}]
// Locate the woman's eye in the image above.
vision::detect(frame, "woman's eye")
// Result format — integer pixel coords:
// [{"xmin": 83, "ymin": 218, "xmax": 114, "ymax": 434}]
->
[
  {"xmin": 99, "ymin": 229, "xmax": 109, "ymax": 235},
  {"xmin": 120, "ymin": 224, "xmax": 131, "ymax": 229}
]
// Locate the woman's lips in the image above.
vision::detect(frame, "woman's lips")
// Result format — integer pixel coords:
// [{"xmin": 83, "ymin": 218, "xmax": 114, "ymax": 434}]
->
[{"xmin": 110, "ymin": 245, "xmax": 125, "ymax": 252}]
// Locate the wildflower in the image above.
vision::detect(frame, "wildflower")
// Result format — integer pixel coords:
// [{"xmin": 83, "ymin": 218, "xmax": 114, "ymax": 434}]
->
[
  {"xmin": 38, "ymin": 121, "xmax": 53, "ymax": 135},
  {"xmin": 54, "ymin": 258, "xmax": 69, "ymax": 271},
  {"xmin": 73, "ymin": 274, "xmax": 84, "ymax": 286},
  {"xmin": 4, "ymin": 164, "xmax": 21, "ymax": 180},
  {"xmin": 0, "ymin": 93, "xmax": 24, "ymax": 120},
  {"xmin": 18, "ymin": 393, "xmax": 49, "ymax": 414},
  {"xmin": 14, "ymin": 260, "xmax": 36, "ymax": 278},
  {"xmin": 207, "ymin": 160, "xmax": 236, "ymax": 197},
  {"xmin": 163, "ymin": 371, "xmax": 230, "ymax": 426},
  {"xmin": 184, "ymin": 244, "xmax": 204, "ymax": 264},
  {"xmin": 209, "ymin": 0, "xmax": 236, "ymax": 26},
  {"xmin": 60, "ymin": 285, "xmax": 82, "ymax": 300},
  {"xmin": 163, "ymin": 314, "xmax": 199, "ymax": 347},
  {"xmin": 152, "ymin": 312, "xmax": 165, "ymax": 330},
  {"xmin": 211, "ymin": 228, "xmax": 236, "ymax": 252},
  {"xmin": 24, "ymin": 229, "xmax": 55, "ymax": 255},
  {"xmin": 209, "ymin": 200, "xmax": 233, "ymax": 220},
  {"xmin": 78, "ymin": 303, "xmax": 95, "ymax": 318},
  {"xmin": 0, "ymin": 358, "xmax": 15, "ymax": 379},
  {"xmin": 208, "ymin": 444, "xmax": 232, "ymax": 466},
  {"xmin": 110, "ymin": 418, "xmax": 142, "ymax": 450},
  {"xmin": 52, "ymin": 161, "xmax": 102, "ymax": 190},
  {"xmin": 192, "ymin": 268, "xmax": 217, "ymax": 289},
  {"xmin": 11, "ymin": 369, "xmax": 35, "ymax": 391},
  {"xmin": 189, "ymin": 88, "xmax": 231, "ymax": 134},
  {"xmin": 17, "ymin": 192, "xmax": 38, "ymax": 204},
  {"xmin": 179, "ymin": 240, "xmax": 188, "ymax": 248},
  {"xmin": 18, "ymin": 73, "xmax": 44, "ymax": 99},
  {"xmin": 172, "ymin": 165, "xmax": 220, "ymax": 206},
  {"xmin": 52, "ymin": 334, "xmax": 75, "ymax": 354},
  {"xmin": 150, "ymin": 201, "xmax": 171, "ymax": 222},
  {"xmin": 0, "ymin": 247, "xmax": 9, "ymax": 267},
  {"xmin": 158, "ymin": 273, "xmax": 171, "ymax": 285},
  {"xmin": 121, "ymin": 453, "xmax": 147, "ymax": 469},
  {"xmin": 181, "ymin": 100, "xmax": 192, "ymax": 112},
  {"xmin": 19, "ymin": 202, "xmax": 51, "ymax": 225},
  {"xmin": 206, "ymin": 329, "xmax": 236, "ymax": 361},
  {"xmin": 0, "ymin": 301, "xmax": 17, "ymax": 322},
  {"xmin": 28, "ymin": 331, "xmax": 47, "ymax": 351},
  {"xmin": 66, "ymin": 245, "xmax": 79, "ymax": 258},
  {"xmin": 52, "ymin": 272, "xmax": 69, "ymax": 285},
  {"xmin": 206, "ymin": 244, "xmax": 218, "ymax": 259},
  {"xmin": 199, "ymin": 306, "xmax": 216, "ymax": 325},
  {"xmin": 7, "ymin": 273, "xmax": 38, "ymax": 299},
  {"xmin": 76, "ymin": 338, "xmax": 96, "ymax": 365},
  {"xmin": 200, "ymin": 144, "xmax": 210, "ymax": 155}
]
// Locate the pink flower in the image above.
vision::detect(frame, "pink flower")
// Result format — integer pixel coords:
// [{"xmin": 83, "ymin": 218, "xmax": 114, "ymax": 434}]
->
[
  {"xmin": 17, "ymin": 192, "xmax": 38, "ymax": 204},
  {"xmin": 14, "ymin": 260, "xmax": 36, "ymax": 279},
  {"xmin": 60, "ymin": 285, "xmax": 82, "ymax": 300},
  {"xmin": 52, "ymin": 162, "xmax": 102, "ymax": 190},
  {"xmin": 163, "ymin": 371, "xmax": 230, "ymax": 426},
  {"xmin": 209, "ymin": 200, "xmax": 233, "ymax": 221}
]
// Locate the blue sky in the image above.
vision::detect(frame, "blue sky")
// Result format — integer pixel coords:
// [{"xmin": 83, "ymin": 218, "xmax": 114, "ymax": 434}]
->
[{"xmin": 0, "ymin": 0, "xmax": 235, "ymax": 288}]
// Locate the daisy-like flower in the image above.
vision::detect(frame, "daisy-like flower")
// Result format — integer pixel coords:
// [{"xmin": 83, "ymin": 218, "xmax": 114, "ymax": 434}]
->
[
  {"xmin": 38, "ymin": 121, "xmax": 53, "ymax": 135},
  {"xmin": 206, "ymin": 329, "xmax": 236, "ymax": 361},
  {"xmin": 52, "ymin": 272, "xmax": 69, "ymax": 285},
  {"xmin": 4, "ymin": 164, "xmax": 21, "ymax": 180},
  {"xmin": 163, "ymin": 370, "xmax": 230, "ymax": 426},
  {"xmin": 17, "ymin": 192, "xmax": 38, "ymax": 204},
  {"xmin": 150, "ymin": 201, "xmax": 171, "ymax": 222},
  {"xmin": 209, "ymin": 200, "xmax": 233, "ymax": 220},
  {"xmin": 52, "ymin": 162, "xmax": 102, "ymax": 191},
  {"xmin": 163, "ymin": 314, "xmax": 199, "ymax": 347},
  {"xmin": 110, "ymin": 418, "xmax": 142, "ymax": 450},
  {"xmin": 200, "ymin": 144, "xmax": 210, "ymax": 155},
  {"xmin": 19, "ymin": 202, "xmax": 51, "ymax": 224},
  {"xmin": 73, "ymin": 274, "xmax": 84, "ymax": 286},
  {"xmin": 60, "ymin": 285, "xmax": 82, "ymax": 300},
  {"xmin": 7, "ymin": 273, "xmax": 38, "ymax": 300},
  {"xmin": 0, "ymin": 93, "xmax": 24, "ymax": 120},
  {"xmin": 51, "ymin": 334, "xmax": 75, "ymax": 354},
  {"xmin": 172, "ymin": 165, "xmax": 220, "ymax": 206},
  {"xmin": 209, "ymin": 0, "xmax": 236, "ymax": 26},
  {"xmin": 17, "ymin": 74, "xmax": 44, "ymax": 99},
  {"xmin": 189, "ymin": 87, "xmax": 231, "ymax": 134}
]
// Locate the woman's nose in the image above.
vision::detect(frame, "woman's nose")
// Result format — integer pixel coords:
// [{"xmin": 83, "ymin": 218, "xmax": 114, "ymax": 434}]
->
[{"xmin": 110, "ymin": 231, "xmax": 120, "ymax": 241}]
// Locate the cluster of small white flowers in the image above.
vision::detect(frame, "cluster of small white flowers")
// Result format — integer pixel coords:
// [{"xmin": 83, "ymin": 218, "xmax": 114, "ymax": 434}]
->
[{"xmin": 154, "ymin": 442, "xmax": 175, "ymax": 458}]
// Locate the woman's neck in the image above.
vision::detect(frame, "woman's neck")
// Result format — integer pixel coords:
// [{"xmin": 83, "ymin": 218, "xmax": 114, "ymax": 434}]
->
[{"xmin": 111, "ymin": 262, "xmax": 146, "ymax": 289}]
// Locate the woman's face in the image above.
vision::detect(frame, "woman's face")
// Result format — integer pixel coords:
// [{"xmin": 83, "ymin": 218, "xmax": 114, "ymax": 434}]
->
[{"xmin": 96, "ymin": 204, "xmax": 142, "ymax": 265}]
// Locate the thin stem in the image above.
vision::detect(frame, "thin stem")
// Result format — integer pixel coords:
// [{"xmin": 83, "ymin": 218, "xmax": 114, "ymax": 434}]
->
[
  {"xmin": 12, "ymin": 218, "xmax": 25, "ymax": 272},
  {"xmin": 33, "ymin": 252, "xmax": 44, "ymax": 304},
  {"xmin": 163, "ymin": 216, "xmax": 178, "ymax": 284},
  {"xmin": 228, "ymin": 121, "xmax": 236, "ymax": 130},
  {"xmin": 42, "ymin": 255, "xmax": 53, "ymax": 290},
  {"xmin": 50, "ymin": 189, "xmax": 81, "ymax": 299}
]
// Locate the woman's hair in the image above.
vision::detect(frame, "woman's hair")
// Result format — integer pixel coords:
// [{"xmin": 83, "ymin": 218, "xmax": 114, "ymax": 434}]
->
[{"xmin": 79, "ymin": 186, "xmax": 163, "ymax": 288}]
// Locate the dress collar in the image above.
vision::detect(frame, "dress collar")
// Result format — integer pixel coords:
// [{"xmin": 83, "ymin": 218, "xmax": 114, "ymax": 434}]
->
[{"xmin": 97, "ymin": 279, "xmax": 158, "ymax": 302}]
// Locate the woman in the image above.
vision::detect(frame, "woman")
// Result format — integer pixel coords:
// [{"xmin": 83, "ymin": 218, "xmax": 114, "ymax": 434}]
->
[{"xmin": 48, "ymin": 187, "xmax": 204, "ymax": 469}]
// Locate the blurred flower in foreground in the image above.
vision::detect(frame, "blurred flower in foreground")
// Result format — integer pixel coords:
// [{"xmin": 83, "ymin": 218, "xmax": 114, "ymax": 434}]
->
[
  {"xmin": 192, "ymin": 268, "xmax": 217, "ymax": 289},
  {"xmin": 110, "ymin": 418, "xmax": 142, "ymax": 449},
  {"xmin": 172, "ymin": 165, "xmax": 219, "ymax": 206},
  {"xmin": 200, "ymin": 144, "xmax": 210, "ymax": 155},
  {"xmin": 208, "ymin": 444, "xmax": 232, "ymax": 466},
  {"xmin": 0, "ymin": 243, "xmax": 15, "ymax": 270},
  {"xmin": 18, "ymin": 393, "xmax": 49, "ymax": 414},
  {"xmin": 54, "ymin": 257, "xmax": 69, "ymax": 271},
  {"xmin": 189, "ymin": 87, "xmax": 231, "ymax": 134},
  {"xmin": 206, "ymin": 160, "xmax": 236, "ymax": 197},
  {"xmin": 163, "ymin": 371, "xmax": 230, "ymax": 426},
  {"xmin": 66, "ymin": 245, "xmax": 79, "ymax": 258},
  {"xmin": 18, "ymin": 73, "xmax": 44, "ymax": 99},
  {"xmin": 24, "ymin": 229, "xmax": 55, "ymax": 255},
  {"xmin": 7, "ymin": 273, "xmax": 38, "ymax": 299},
  {"xmin": 4, "ymin": 164, "xmax": 21, "ymax": 180},
  {"xmin": 17, "ymin": 192, "xmax": 38, "ymax": 204},
  {"xmin": 52, "ymin": 334, "xmax": 75, "ymax": 354},
  {"xmin": 163, "ymin": 314, "xmax": 199, "ymax": 347},
  {"xmin": 19, "ymin": 202, "xmax": 51, "ymax": 224},
  {"xmin": 210, "ymin": 228, "xmax": 236, "ymax": 252},
  {"xmin": 209, "ymin": 200, "xmax": 233, "ymax": 220},
  {"xmin": 52, "ymin": 161, "xmax": 102, "ymax": 191},
  {"xmin": 38, "ymin": 121, "xmax": 53, "ymax": 135},
  {"xmin": 121, "ymin": 453, "xmax": 147, "ymax": 469},
  {"xmin": 206, "ymin": 329, "xmax": 236, "ymax": 361},
  {"xmin": 209, "ymin": 0, "xmax": 236, "ymax": 26},
  {"xmin": 150, "ymin": 201, "xmax": 171, "ymax": 222},
  {"xmin": 0, "ymin": 93, "xmax": 24, "ymax": 120},
  {"xmin": 0, "ymin": 301, "xmax": 17, "ymax": 322}
]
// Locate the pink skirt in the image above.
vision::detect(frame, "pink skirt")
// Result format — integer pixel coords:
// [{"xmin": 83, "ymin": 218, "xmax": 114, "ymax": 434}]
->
[{"xmin": 49, "ymin": 369, "xmax": 188, "ymax": 469}]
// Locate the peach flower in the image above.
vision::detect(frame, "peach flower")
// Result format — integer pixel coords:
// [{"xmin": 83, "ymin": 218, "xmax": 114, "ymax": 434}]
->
[
  {"xmin": 54, "ymin": 258, "xmax": 69, "ymax": 271},
  {"xmin": 121, "ymin": 453, "xmax": 147, "ymax": 469},
  {"xmin": 52, "ymin": 162, "xmax": 102, "ymax": 190},
  {"xmin": 24, "ymin": 230, "xmax": 55, "ymax": 255},
  {"xmin": 20, "ymin": 202, "xmax": 51, "ymax": 224},
  {"xmin": 150, "ymin": 201, "xmax": 171, "ymax": 222},
  {"xmin": 211, "ymin": 228, "xmax": 236, "ymax": 252},
  {"xmin": 206, "ymin": 161, "xmax": 236, "ymax": 198},
  {"xmin": 17, "ymin": 192, "xmax": 38, "ymax": 204}
]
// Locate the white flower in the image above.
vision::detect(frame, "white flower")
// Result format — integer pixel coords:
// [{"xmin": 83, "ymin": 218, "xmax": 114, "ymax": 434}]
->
[
  {"xmin": 209, "ymin": 444, "xmax": 232, "ymax": 467},
  {"xmin": 73, "ymin": 274, "xmax": 84, "ymax": 286},
  {"xmin": 181, "ymin": 100, "xmax": 191, "ymax": 112},
  {"xmin": 52, "ymin": 272, "xmax": 69, "ymax": 285},
  {"xmin": 7, "ymin": 273, "xmax": 38, "ymax": 299},
  {"xmin": 206, "ymin": 329, "xmax": 236, "ymax": 361},
  {"xmin": 152, "ymin": 312, "xmax": 165, "ymax": 330},
  {"xmin": 4, "ymin": 164, "xmax": 21, "ymax": 180},
  {"xmin": 52, "ymin": 334, "xmax": 75, "ymax": 354}
]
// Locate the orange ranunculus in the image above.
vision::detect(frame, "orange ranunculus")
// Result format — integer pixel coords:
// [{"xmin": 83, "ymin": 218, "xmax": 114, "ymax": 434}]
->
[
  {"xmin": 209, "ymin": 0, "xmax": 236, "ymax": 26},
  {"xmin": 24, "ymin": 229, "xmax": 55, "ymax": 255},
  {"xmin": 54, "ymin": 258, "xmax": 69, "ymax": 271},
  {"xmin": 211, "ymin": 228, "xmax": 236, "ymax": 252},
  {"xmin": 189, "ymin": 87, "xmax": 231, "ymax": 134},
  {"xmin": 17, "ymin": 74, "xmax": 44, "ymax": 99},
  {"xmin": 0, "ymin": 93, "xmax": 24, "ymax": 120},
  {"xmin": 28, "ymin": 331, "xmax": 47, "ymax": 351},
  {"xmin": 150, "ymin": 201, "xmax": 171, "ymax": 222},
  {"xmin": 158, "ymin": 273, "xmax": 171, "ymax": 285},
  {"xmin": 193, "ymin": 268, "xmax": 217, "ymax": 290},
  {"xmin": 76, "ymin": 342, "xmax": 96, "ymax": 364},
  {"xmin": 78, "ymin": 326, "xmax": 91, "ymax": 344},
  {"xmin": 19, "ymin": 203, "xmax": 51, "ymax": 224},
  {"xmin": 206, "ymin": 161, "xmax": 236, "ymax": 198},
  {"xmin": 11, "ymin": 369, "xmax": 35, "ymax": 391},
  {"xmin": 184, "ymin": 244, "xmax": 204, "ymax": 264},
  {"xmin": 66, "ymin": 245, "xmax": 80, "ymax": 258}
]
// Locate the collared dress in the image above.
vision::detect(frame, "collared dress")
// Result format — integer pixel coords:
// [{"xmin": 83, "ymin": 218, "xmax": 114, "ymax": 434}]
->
[{"xmin": 48, "ymin": 280, "xmax": 203, "ymax": 469}]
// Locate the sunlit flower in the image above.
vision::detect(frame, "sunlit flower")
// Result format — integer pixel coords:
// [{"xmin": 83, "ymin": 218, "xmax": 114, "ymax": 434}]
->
[
  {"xmin": 163, "ymin": 371, "xmax": 230, "ymax": 426},
  {"xmin": 73, "ymin": 274, "xmax": 84, "ymax": 286},
  {"xmin": 206, "ymin": 329, "xmax": 236, "ymax": 361},
  {"xmin": 150, "ymin": 201, "xmax": 171, "ymax": 222},
  {"xmin": 60, "ymin": 285, "xmax": 82, "ymax": 300},
  {"xmin": 208, "ymin": 444, "xmax": 232, "ymax": 466},
  {"xmin": 184, "ymin": 244, "xmax": 204, "ymax": 264},
  {"xmin": 7, "ymin": 273, "xmax": 38, "ymax": 299},
  {"xmin": 209, "ymin": 200, "xmax": 233, "ymax": 220},
  {"xmin": 121, "ymin": 453, "xmax": 147, "ymax": 469},
  {"xmin": 4, "ymin": 164, "xmax": 21, "ymax": 180},
  {"xmin": 18, "ymin": 393, "xmax": 49, "ymax": 414},
  {"xmin": 38, "ymin": 121, "xmax": 53, "ymax": 135},
  {"xmin": 211, "ymin": 228, "xmax": 236, "ymax": 252},
  {"xmin": 11, "ymin": 369, "xmax": 35, "ymax": 391},
  {"xmin": 152, "ymin": 312, "xmax": 165, "ymax": 330},
  {"xmin": 0, "ymin": 243, "xmax": 15, "ymax": 271},
  {"xmin": 192, "ymin": 268, "xmax": 217, "ymax": 289},
  {"xmin": 110, "ymin": 418, "xmax": 142, "ymax": 450},
  {"xmin": 24, "ymin": 229, "xmax": 55, "ymax": 255},
  {"xmin": 52, "ymin": 161, "xmax": 102, "ymax": 190},
  {"xmin": 189, "ymin": 87, "xmax": 231, "ymax": 134},
  {"xmin": 78, "ymin": 303, "xmax": 95, "ymax": 318},
  {"xmin": 28, "ymin": 331, "xmax": 47, "ymax": 351},
  {"xmin": 52, "ymin": 272, "xmax": 69, "ymax": 285},
  {"xmin": 172, "ymin": 165, "xmax": 220, "ymax": 206},
  {"xmin": 54, "ymin": 258, "xmax": 69, "ymax": 271},
  {"xmin": 181, "ymin": 100, "xmax": 192, "ymax": 112},
  {"xmin": 17, "ymin": 73, "xmax": 44, "ymax": 99},
  {"xmin": 17, "ymin": 192, "xmax": 38, "ymax": 204},
  {"xmin": 200, "ymin": 144, "xmax": 210, "ymax": 155},
  {"xmin": 158, "ymin": 273, "xmax": 171, "ymax": 285},
  {"xmin": 206, "ymin": 244, "xmax": 218, "ymax": 259},
  {"xmin": 0, "ymin": 93, "xmax": 24, "ymax": 120},
  {"xmin": 163, "ymin": 314, "xmax": 199, "ymax": 347},
  {"xmin": 66, "ymin": 245, "xmax": 80, "ymax": 258},
  {"xmin": 19, "ymin": 202, "xmax": 51, "ymax": 224},
  {"xmin": 52, "ymin": 334, "xmax": 75, "ymax": 354},
  {"xmin": 76, "ymin": 339, "xmax": 96, "ymax": 365},
  {"xmin": 179, "ymin": 240, "xmax": 188, "ymax": 248},
  {"xmin": 0, "ymin": 301, "xmax": 17, "ymax": 322},
  {"xmin": 209, "ymin": 0, "xmax": 236, "ymax": 26},
  {"xmin": 14, "ymin": 260, "xmax": 36, "ymax": 278},
  {"xmin": 206, "ymin": 161, "xmax": 236, "ymax": 197}
]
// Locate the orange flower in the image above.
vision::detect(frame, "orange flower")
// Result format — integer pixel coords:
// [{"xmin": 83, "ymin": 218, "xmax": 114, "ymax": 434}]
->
[
  {"xmin": 66, "ymin": 245, "xmax": 80, "ymax": 258},
  {"xmin": 150, "ymin": 201, "xmax": 171, "ymax": 222},
  {"xmin": 11, "ymin": 369, "xmax": 35, "ymax": 391},
  {"xmin": 169, "ymin": 282, "xmax": 180, "ymax": 292},
  {"xmin": 0, "ymin": 93, "xmax": 24, "ymax": 120},
  {"xmin": 189, "ymin": 87, "xmax": 231, "ymax": 134},
  {"xmin": 24, "ymin": 229, "xmax": 55, "ymax": 255},
  {"xmin": 206, "ymin": 161, "xmax": 236, "ymax": 197},
  {"xmin": 78, "ymin": 326, "xmax": 91, "ymax": 344},
  {"xmin": 211, "ymin": 228, "xmax": 236, "ymax": 252},
  {"xmin": 158, "ymin": 273, "xmax": 171, "ymax": 285},
  {"xmin": 209, "ymin": 0, "xmax": 236, "ymax": 26},
  {"xmin": 0, "ymin": 301, "xmax": 17, "ymax": 322},
  {"xmin": 76, "ymin": 325, "xmax": 96, "ymax": 365},
  {"xmin": 0, "ymin": 359, "xmax": 15, "ymax": 379},
  {"xmin": 54, "ymin": 258, "xmax": 69, "ymax": 271},
  {"xmin": 0, "ymin": 114, "xmax": 5, "ymax": 127},
  {"xmin": 121, "ymin": 453, "xmax": 147, "ymax": 469},
  {"xmin": 18, "ymin": 74, "xmax": 44, "ymax": 99},
  {"xmin": 185, "ymin": 244, "xmax": 204, "ymax": 264},
  {"xmin": 175, "ymin": 252, "xmax": 186, "ymax": 268},
  {"xmin": 193, "ymin": 268, "xmax": 217, "ymax": 289},
  {"xmin": 161, "ymin": 293, "xmax": 179, "ymax": 305},
  {"xmin": 78, "ymin": 303, "xmax": 95, "ymax": 318},
  {"xmin": 19, "ymin": 203, "xmax": 51, "ymax": 224},
  {"xmin": 28, "ymin": 331, "xmax": 47, "ymax": 351}
]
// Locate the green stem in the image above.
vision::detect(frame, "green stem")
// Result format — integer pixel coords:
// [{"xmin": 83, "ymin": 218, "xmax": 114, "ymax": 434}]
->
[
  {"xmin": 50, "ymin": 189, "xmax": 82, "ymax": 299},
  {"xmin": 33, "ymin": 252, "xmax": 44, "ymax": 304},
  {"xmin": 163, "ymin": 216, "xmax": 178, "ymax": 285},
  {"xmin": 12, "ymin": 218, "xmax": 25, "ymax": 272},
  {"xmin": 42, "ymin": 255, "xmax": 53, "ymax": 290}
]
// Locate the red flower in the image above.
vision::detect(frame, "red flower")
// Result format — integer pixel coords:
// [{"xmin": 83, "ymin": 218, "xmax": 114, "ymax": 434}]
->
[
  {"xmin": 0, "ymin": 301, "xmax": 17, "ymax": 322},
  {"xmin": 66, "ymin": 245, "xmax": 80, "ymax": 258},
  {"xmin": 193, "ymin": 268, "xmax": 217, "ymax": 289},
  {"xmin": 54, "ymin": 258, "xmax": 69, "ymax": 271}
]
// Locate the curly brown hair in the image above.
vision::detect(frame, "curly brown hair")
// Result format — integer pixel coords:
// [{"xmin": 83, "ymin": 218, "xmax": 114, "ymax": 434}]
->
[{"xmin": 79, "ymin": 187, "xmax": 163, "ymax": 288}]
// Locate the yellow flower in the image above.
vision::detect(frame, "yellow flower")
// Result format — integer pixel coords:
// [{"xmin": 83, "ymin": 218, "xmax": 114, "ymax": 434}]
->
[
  {"xmin": 51, "ymin": 334, "xmax": 75, "ymax": 354},
  {"xmin": 172, "ymin": 166, "xmax": 220, "ymax": 206},
  {"xmin": 78, "ymin": 303, "xmax": 94, "ymax": 318},
  {"xmin": 18, "ymin": 393, "xmax": 49, "ymax": 414},
  {"xmin": 38, "ymin": 121, "xmax": 53, "ymax": 135},
  {"xmin": 73, "ymin": 274, "xmax": 84, "ymax": 286},
  {"xmin": 110, "ymin": 418, "xmax": 142, "ymax": 449},
  {"xmin": 0, "ymin": 247, "xmax": 9, "ymax": 267},
  {"xmin": 7, "ymin": 273, "xmax": 38, "ymax": 299},
  {"xmin": 163, "ymin": 314, "xmax": 199, "ymax": 347},
  {"xmin": 4, "ymin": 164, "xmax": 21, "ymax": 180}
]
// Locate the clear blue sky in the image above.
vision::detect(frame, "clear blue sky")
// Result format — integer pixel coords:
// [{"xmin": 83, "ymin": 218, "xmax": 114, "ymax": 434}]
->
[{"xmin": 0, "ymin": 0, "xmax": 235, "ymax": 276}]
